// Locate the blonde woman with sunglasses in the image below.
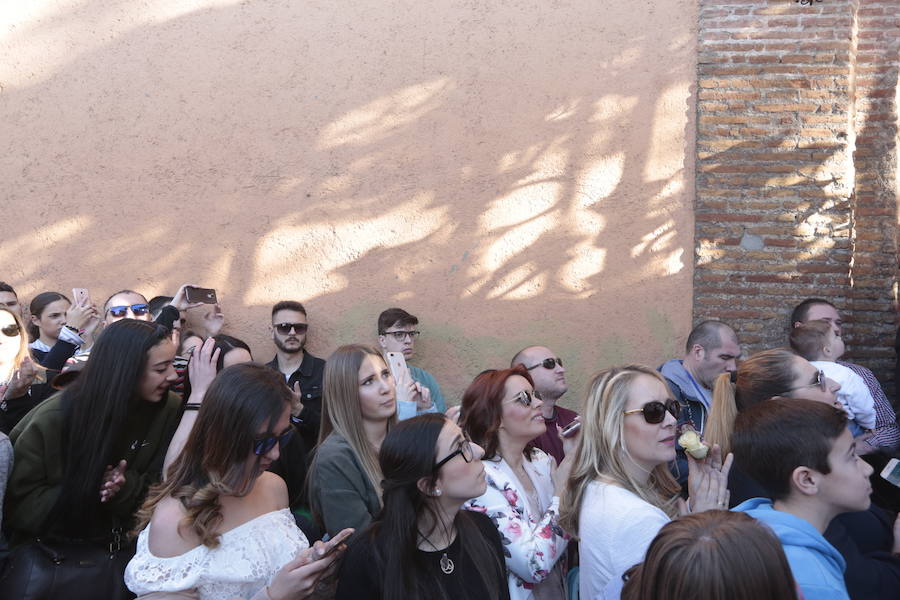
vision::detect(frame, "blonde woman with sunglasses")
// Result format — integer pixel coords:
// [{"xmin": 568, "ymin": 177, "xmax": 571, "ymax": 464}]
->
[
  {"xmin": 459, "ymin": 366, "xmax": 577, "ymax": 600},
  {"xmin": 559, "ymin": 365, "xmax": 732, "ymax": 600}
]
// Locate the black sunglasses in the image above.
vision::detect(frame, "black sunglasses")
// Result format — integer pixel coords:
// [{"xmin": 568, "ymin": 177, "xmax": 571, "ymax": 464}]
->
[
  {"xmin": 434, "ymin": 438, "xmax": 476, "ymax": 471},
  {"xmin": 526, "ymin": 357, "xmax": 563, "ymax": 371},
  {"xmin": 108, "ymin": 303, "xmax": 150, "ymax": 318},
  {"xmin": 274, "ymin": 322, "xmax": 308, "ymax": 335},
  {"xmin": 623, "ymin": 399, "xmax": 680, "ymax": 424},
  {"xmin": 1, "ymin": 323, "xmax": 21, "ymax": 337},
  {"xmin": 253, "ymin": 429, "xmax": 294, "ymax": 456}
]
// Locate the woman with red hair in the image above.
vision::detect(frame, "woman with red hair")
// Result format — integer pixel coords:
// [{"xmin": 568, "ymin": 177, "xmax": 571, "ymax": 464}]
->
[{"xmin": 460, "ymin": 367, "xmax": 577, "ymax": 600}]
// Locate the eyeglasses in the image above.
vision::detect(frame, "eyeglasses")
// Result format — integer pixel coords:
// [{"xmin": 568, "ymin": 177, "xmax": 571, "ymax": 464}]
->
[
  {"xmin": 274, "ymin": 322, "xmax": 309, "ymax": 335},
  {"xmin": 1, "ymin": 323, "xmax": 21, "ymax": 337},
  {"xmin": 381, "ymin": 330, "xmax": 420, "ymax": 341},
  {"xmin": 623, "ymin": 399, "xmax": 680, "ymax": 424},
  {"xmin": 253, "ymin": 429, "xmax": 295, "ymax": 456},
  {"xmin": 504, "ymin": 389, "xmax": 542, "ymax": 408},
  {"xmin": 434, "ymin": 438, "xmax": 476, "ymax": 471},
  {"xmin": 782, "ymin": 369, "xmax": 827, "ymax": 395},
  {"xmin": 107, "ymin": 304, "xmax": 150, "ymax": 318},
  {"xmin": 526, "ymin": 357, "xmax": 563, "ymax": 371}
]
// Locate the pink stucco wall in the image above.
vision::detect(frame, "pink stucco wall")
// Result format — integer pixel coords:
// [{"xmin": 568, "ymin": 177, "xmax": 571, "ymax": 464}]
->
[{"xmin": 1, "ymin": 0, "xmax": 698, "ymax": 407}]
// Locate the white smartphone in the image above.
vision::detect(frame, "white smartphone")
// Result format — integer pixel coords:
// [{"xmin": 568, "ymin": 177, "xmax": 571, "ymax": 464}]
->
[
  {"xmin": 561, "ymin": 421, "xmax": 582, "ymax": 438},
  {"xmin": 880, "ymin": 458, "xmax": 900, "ymax": 488},
  {"xmin": 385, "ymin": 351, "xmax": 410, "ymax": 382},
  {"xmin": 72, "ymin": 288, "xmax": 91, "ymax": 306}
]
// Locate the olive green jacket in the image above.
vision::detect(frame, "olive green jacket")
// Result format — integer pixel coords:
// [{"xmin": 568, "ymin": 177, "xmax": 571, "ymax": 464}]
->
[{"xmin": 6, "ymin": 392, "xmax": 182, "ymax": 545}]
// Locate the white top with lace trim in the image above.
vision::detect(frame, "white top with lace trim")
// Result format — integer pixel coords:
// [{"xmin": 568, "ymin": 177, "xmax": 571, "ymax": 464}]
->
[{"xmin": 125, "ymin": 508, "xmax": 308, "ymax": 600}]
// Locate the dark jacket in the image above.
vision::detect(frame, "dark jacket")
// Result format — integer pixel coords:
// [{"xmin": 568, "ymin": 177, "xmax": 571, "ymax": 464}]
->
[
  {"xmin": 308, "ymin": 432, "xmax": 381, "ymax": 538},
  {"xmin": 6, "ymin": 391, "xmax": 182, "ymax": 545}
]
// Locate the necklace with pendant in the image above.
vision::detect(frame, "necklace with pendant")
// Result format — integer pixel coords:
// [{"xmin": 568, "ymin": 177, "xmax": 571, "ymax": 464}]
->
[{"xmin": 419, "ymin": 530, "xmax": 455, "ymax": 575}]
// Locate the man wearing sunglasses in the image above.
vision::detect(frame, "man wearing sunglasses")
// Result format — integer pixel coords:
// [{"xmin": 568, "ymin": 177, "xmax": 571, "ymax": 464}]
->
[
  {"xmin": 265, "ymin": 300, "xmax": 326, "ymax": 455},
  {"xmin": 792, "ymin": 298, "xmax": 900, "ymax": 455},
  {"xmin": 376, "ymin": 307, "xmax": 445, "ymax": 414},
  {"xmin": 511, "ymin": 346, "xmax": 578, "ymax": 465},
  {"xmin": 659, "ymin": 320, "xmax": 740, "ymax": 484}
]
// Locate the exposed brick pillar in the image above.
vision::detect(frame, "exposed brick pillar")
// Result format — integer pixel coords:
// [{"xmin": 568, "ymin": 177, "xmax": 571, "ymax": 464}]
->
[
  {"xmin": 848, "ymin": 1, "xmax": 899, "ymax": 395},
  {"xmin": 694, "ymin": 0, "xmax": 898, "ymax": 395}
]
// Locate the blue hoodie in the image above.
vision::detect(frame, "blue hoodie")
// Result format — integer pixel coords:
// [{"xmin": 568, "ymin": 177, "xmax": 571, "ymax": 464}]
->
[{"xmin": 735, "ymin": 498, "xmax": 849, "ymax": 600}]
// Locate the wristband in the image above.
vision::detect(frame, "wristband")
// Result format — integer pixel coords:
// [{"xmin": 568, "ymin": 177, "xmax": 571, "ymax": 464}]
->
[{"xmin": 184, "ymin": 403, "xmax": 202, "ymax": 411}]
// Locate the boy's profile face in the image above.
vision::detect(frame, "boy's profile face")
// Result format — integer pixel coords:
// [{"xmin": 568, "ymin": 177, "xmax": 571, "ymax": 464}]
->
[
  {"xmin": 824, "ymin": 329, "xmax": 845, "ymax": 361},
  {"xmin": 815, "ymin": 428, "xmax": 873, "ymax": 514}
]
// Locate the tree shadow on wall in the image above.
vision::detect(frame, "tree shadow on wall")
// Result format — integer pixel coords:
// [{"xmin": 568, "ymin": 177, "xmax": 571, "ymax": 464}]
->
[{"xmin": 2, "ymin": 0, "xmax": 699, "ymax": 400}]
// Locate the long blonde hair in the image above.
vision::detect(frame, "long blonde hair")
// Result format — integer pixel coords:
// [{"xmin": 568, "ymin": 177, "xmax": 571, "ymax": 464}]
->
[
  {"xmin": 1, "ymin": 306, "xmax": 32, "ymax": 383},
  {"xmin": 705, "ymin": 348, "xmax": 798, "ymax": 455},
  {"xmin": 315, "ymin": 344, "xmax": 396, "ymax": 507},
  {"xmin": 560, "ymin": 365, "xmax": 681, "ymax": 535}
]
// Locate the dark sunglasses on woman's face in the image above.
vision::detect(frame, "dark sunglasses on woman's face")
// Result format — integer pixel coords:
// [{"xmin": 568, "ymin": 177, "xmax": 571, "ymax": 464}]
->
[
  {"xmin": 274, "ymin": 322, "xmax": 308, "ymax": 335},
  {"xmin": 254, "ymin": 429, "xmax": 295, "ymax": 456},
  {"xmin": 1, "ymin": 323, "xmax": 21, "ymax": 337},
  {"xmin": 107, "ymin": 303, "xmax": 150, "ymax": 318},
  {"xmin": 623, "ymin": 399, "xmax": 680, "ymax": 424},
  {"xmin": 526, "ymin": 357, "xmax": 563, "ymax": 371},
  {"xmin": 782, "ymin": 369, "xmax": 827, "ymax": 395}
]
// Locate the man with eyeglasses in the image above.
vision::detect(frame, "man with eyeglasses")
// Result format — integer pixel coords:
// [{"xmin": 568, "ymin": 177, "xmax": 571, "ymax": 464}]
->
[
  {"xmin": 791, "ymin": 298, "xmax": 900, "ymax": 455},
  {"xmin": 659, "ymin": 320, "xmax": 741, "ymax": 485},
  {"xmin": 265, "ymin": 300, "xmax": 326, "ymax": 455},
  {"xmin": 376, "ymin": 308, "xmax": 445, "ymax": 414},
  {"xmin": 511, "ymin": 346, "xmax": 577, "ymax": 465}
]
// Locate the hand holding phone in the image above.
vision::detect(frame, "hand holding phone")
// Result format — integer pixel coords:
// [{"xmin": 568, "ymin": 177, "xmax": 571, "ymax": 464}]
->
[
  {"xmin": 314, "ymin": 528, "xmax": 354, "ymax": 561},
  {"xmin": 560, "ymin": 420, "xmax": 582, "ymax": 438},
  {"xmin": 185, "ymin": 286, "xmax": 218, "ymax": 305},
  {"xmin": 72, "ymin": 288, "xmax": 91, "ymax": 307}
]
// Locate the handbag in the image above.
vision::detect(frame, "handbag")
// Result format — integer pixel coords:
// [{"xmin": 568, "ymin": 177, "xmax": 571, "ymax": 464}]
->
[{"xmin": 0, "ymin": 529, "xmax": 136, "ymax": 600}]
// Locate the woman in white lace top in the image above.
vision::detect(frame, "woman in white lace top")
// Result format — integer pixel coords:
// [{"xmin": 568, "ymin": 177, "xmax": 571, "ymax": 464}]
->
[{"xmin": 125, "ymin": 361, "xmax": 352, "ymax": 600}]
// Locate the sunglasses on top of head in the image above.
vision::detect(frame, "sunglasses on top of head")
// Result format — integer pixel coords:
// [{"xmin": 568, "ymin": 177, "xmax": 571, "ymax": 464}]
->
[
  {"xmin": 623, "ymin": 399, "xmax": 680, "ymax": 424},
  {"xmin": 274, "ymin": 322, "xmax": 308, "ymax": 335},
  {"xmin": 107, "ymin": 304, "xmax": 150, "ymax": 318},
  {"xmin": 253, "ymin": 429, "xmax": 295, "ymax": 456},
  {"xmin": 526, "ymin": 357, "xmax": 563, "ymax": 371}
]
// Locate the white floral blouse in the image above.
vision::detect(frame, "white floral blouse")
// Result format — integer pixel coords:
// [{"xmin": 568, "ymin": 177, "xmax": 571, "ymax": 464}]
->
[{"xmin": 463, "ymin": 449, "xmax": 569, "ymax": 600}]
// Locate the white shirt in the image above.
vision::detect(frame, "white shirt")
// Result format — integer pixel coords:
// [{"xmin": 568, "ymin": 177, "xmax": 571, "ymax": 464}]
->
[
  {"xmin": 811, "ymin": 361, "xmax": 876, "ymax": 429},
  {"xmin": 578, "ymin": 481, "xmax": 670, "ymax": 600}
]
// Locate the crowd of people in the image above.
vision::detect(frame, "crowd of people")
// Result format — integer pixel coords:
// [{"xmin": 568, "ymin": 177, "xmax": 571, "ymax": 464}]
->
[{"xmin": 0, "ymin": 280, "xmax": 897, "ymax": 600}]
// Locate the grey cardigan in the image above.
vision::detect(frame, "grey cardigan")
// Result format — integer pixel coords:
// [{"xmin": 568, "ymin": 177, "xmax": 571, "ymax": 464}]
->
[{"xmin": 309, "ymin": 432, "xmax": 381, "ymax": 538}]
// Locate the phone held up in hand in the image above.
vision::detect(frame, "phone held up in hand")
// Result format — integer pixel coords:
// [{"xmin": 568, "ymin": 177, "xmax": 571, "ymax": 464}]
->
[
  {"xmin": 72, "ymin": 288, "xmax": 91, "ymax": 306},
  {"xmin": 560, "ymin": 420, "xmax": 582, "ymax": 438},
  {"xmin": 185, "ymin": 287, "xmax": 217, "ymax": 304}
]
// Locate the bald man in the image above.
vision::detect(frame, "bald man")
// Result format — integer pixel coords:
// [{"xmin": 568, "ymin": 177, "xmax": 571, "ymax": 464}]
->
[{"xmin": 511, "ymin": 346, "xmax": 578, "ymax": 464}]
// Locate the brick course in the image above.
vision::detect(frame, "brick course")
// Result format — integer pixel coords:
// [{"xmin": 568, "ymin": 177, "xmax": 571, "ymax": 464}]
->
[{"xmin": 694, "ymin": 0, "xmax": 898, "ymax": 397}]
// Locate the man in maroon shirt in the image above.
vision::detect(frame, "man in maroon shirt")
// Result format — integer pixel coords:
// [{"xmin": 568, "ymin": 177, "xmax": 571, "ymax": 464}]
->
[{"xmin": 511, "ymin": 346, "xmax": 578, "ymax": 465}]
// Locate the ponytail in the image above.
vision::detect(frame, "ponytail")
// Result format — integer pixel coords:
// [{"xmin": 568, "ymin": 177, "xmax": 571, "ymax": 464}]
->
[{"xmin": 705, "ymin": 373, "xmax": 737, "ymax": 455}]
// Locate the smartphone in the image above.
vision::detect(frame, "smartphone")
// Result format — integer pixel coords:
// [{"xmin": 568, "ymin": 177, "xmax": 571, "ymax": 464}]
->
[
  {"xmin": 880, "ymin": 458, "xmax": 900, "ymax": 488},
  {"xmin": 561, "ymin": 420, "xmax": 582, "ymax": 438},
  {"xmin": 385, "ymin": 351, "xmax": 410, "ymax": 382},
  {"xmin": 72, "ymin": 288, "xmax": 91, "ymax": 306},
  {"xmin": 315, "ymin": 528, "xmax": 354, "ymax": 560},
  {"xmin": 185, "ymin": 287, "xmax": 217, "ymax": 304}
]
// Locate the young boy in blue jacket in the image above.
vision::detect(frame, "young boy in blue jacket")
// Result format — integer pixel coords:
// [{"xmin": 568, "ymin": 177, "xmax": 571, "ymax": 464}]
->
[{"xmin": 732, "ymin": 398, "xmax": 874, "ymax": 600}]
